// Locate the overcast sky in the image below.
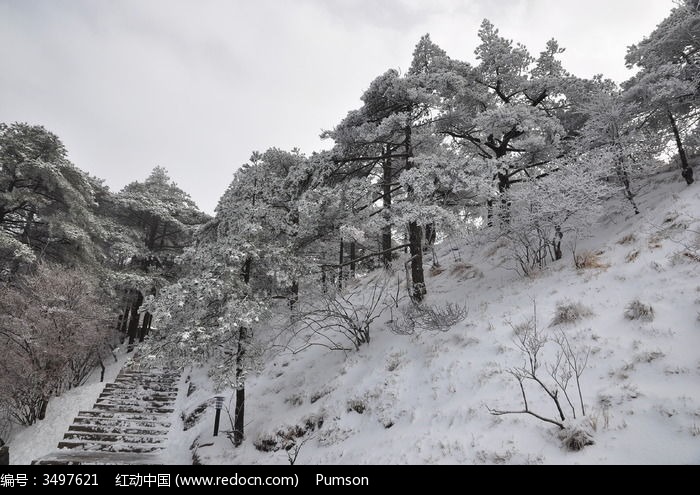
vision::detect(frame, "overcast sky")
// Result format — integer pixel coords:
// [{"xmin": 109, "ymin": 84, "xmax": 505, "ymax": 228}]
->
[{"xmin": 0, "ymin": 0, "xmax": 674, "ymax": 213}]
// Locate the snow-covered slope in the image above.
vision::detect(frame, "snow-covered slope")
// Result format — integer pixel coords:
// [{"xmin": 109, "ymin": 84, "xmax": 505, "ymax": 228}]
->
[
  {"xmin": 187, "ymin": 169, "xmax": 699, "ymax": 465},
  {"xmin": 10, "ymin": 169, "xmax": 699, "ymax": 465}
]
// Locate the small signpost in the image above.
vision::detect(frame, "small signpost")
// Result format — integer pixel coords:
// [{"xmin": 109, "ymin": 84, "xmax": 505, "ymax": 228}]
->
[{"xmin": 213, "ymin": 396, "xmax": 225, "ymax": 437}]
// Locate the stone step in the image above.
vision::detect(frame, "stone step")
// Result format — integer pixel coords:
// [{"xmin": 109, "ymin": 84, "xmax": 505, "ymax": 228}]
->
[
  {"xmin": 95, "ymin": 397, "xmax": 174, "ymax": 408},
  {"xmin": 116, "ymin": 372, "xmax": 179, "ymax": 381},
  {"xmin": 76, "ymin": 411, "xmax": 171, "ymax": 424},
  {"xmin": 33, "ymin": 451, "xmax": 162, "ymax": 465},
  {"xmin": 68, "ymin": 424, "xmax": 168, "ymax": 436},
  {"xmin": 103, "ymin": 384, "xmax": 177, "ymax": 394},
  {"xmin": 63, "ymin": 432, "xmax": 165, "ymax": 444},
  {"xmin": 57, "ymin": 441, "xmax": 163, "ymax": 454},
  {"xmin": 118, "ymin": 370, "xmax": 180, "ymax": 378},
  {"xmin": 73, "ymin": 416, "xmax": 171, "ymax": 429},
  {"xmin": 99, "ymin": 391, "xmax": 177, "ymax": 401},
  {"xmin": 111, "ymin": 380, "xmax": 178, "ymax": 390},
  {"xmin": 92, "ymin": 404, "xmax": 174, "ymax": 414}
]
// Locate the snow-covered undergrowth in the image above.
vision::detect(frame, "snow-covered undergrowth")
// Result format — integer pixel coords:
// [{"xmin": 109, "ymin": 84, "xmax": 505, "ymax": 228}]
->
[{"xmin": 181, "ymin": 169, "xmax": 699, "ymax": 465}]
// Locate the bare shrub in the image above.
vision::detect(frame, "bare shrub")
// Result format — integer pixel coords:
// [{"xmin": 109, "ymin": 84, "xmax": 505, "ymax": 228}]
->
[
  {"xmin": 625, "ymin": 300, "xmax": 655, "ymax": 322},
  {"xmin": 288, "ymin": 278, "xmax": 391, "ymax": 352},
  {"xmin": 391, "ymin": 302, "xmax": 468, "ymax": 335},
  {"xmin": 550, "ymin": 301, "xmax": 594, "ymax": 326},
  {"xmin": 488, "ymin": 303, "xmax": 592, "ymax": 450},
  {"xmin": 254, "ymin": 417, "xmax": 323, "ymax": 453}
]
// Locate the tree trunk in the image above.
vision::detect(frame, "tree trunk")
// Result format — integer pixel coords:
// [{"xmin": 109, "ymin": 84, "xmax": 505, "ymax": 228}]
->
[
  {"xmin": 38, "ymin": 397, "xmax": 49, "ymax": 421},
  {"xmin": 349, "ymin": 242, "xmax": 356, "ymax": 278},
  {"xmin": 553, "ymin": 226, "xmax": 563, "ymax": 261},
  {"xmin": 289, "ymin": 281, "xmax": 299, "ymax": 310},
  {"xmin": 497, "ymin": 171, "xmax": 511, "ymax": 225},
  {"xmin": 338, "ymin": 238, "xmax": 344, "ymax": 290},
  {"xmin": 139, "ymin": 312, "xmax": 151, "ymax": 342},
  {"xmin": 233, "ymin": 257, "xmax": 253, "ymax": 447},
  {"xmin": 146, "ymin": 218, "xmax": 159, "ymax": 251},
  {"xmin": 159, "ymin": 223, "xmax": 167, "ymax": 250},
  {"xmin": 233, "ymin": 326, "xmax": 246, "ymax": 447},
  {"xmin": 382, "ymin": 150, "xmax": 393, "ymax": 268},
  {"xmin": 404, "ymin": 125, "xmax": 426, "ymax": 301},
  {"xmin": 615, "ymin": 163, "xmax": 640, "ymax": 215},
  {"xmin": 408, "ymin": 222, "xmax": 426, "ymax": 302},
  {"xmin": 424, "ymin": 223, "xmax": 436, "ymax": 252},
  {"xmin": 127, "ymin": 291, "xmax": 144, "ymax": 352},
  {"xmin": 668, "ymin": 110, "xmax": 694, "ymax": 185}
]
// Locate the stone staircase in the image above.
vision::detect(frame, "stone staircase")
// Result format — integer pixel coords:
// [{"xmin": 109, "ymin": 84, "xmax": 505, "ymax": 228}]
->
[{"xmin": 34, "ymin": 366, "xmax": 181, "ymax": 465}]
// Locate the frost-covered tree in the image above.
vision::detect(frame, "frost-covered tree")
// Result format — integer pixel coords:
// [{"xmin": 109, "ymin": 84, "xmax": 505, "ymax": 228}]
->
[
  {"xmin": 624, "ymin": 1, "xmax": 700, "ymax": 185},
  {"xmin": 144, "ymin": 154, "xmax": 305, "ymax": 446},
  {"xmin": 0, "ymin": 123, "xmax": 103, "ymax": 277},
  {"xmin": 325, "ymin": 35, "xmax": 467, "ymax": 301},
  {"xmin": 114, "ymin": 167, "xmax": 209, "ymax": 348},
  {"xmin": 574, "ymin": 84, "xmax": 661, "ymax": 215},
  {"xmin": 439, "ymin": 21, "xmax": 577, "ymax": 225}
]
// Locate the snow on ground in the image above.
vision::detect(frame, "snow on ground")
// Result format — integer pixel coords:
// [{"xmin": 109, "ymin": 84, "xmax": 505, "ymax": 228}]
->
[
  {"xmin": 7, "ymin": 346, "xmax": 130, "ymax": 465},
  {"xmin": 187, "ymin": 169, "xmax": 700, "ymax": 465}
]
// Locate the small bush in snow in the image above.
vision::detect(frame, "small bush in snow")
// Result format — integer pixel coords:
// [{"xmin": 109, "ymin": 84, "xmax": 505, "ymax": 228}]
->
[
  {"xmin": 574, "ymin": 251, "xmax": 609, "ymax": 270},
  {"xmin": 625, "ymin": 300, "xmax": 655, "ymax": 322},
  {"xmin": 558, "ymin": 423, "xmax": 595, "ymax": 451},
  {"xmin": 550, "ymin": 301, "xmax": 594, "ymax": 326},
  {"xmin": 347, "ymin": 399, "xmax": 366, "ymax": 415},
  {"xmin": 618, "ymin": 234, "xmax": 636, "ymax": 245}
]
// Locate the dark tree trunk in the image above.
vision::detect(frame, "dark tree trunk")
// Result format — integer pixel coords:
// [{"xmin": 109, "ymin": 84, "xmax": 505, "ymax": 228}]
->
[
  {"xmin": 615, "ymin": 156, "xmax": 640, "ymax": 215},
  {"xmin": 38, "ymin": 397, "xmax": 49, "ymax": 421},
  {"xmin": 553, "ymin": 226, "xmax": 563, "ymax": 261},
  {"xmin": 382, "ymin": 150, "xmax": 393, "ymax": 268},
  {"xmin": 146, "ymin": 218, "xmax": 159, "ymax": 251},
  {"xmin": 424, "ymin": 224, "xmax": 436, "ymax": 251},
  {"xmin": 321, "ymin": 268, "xmax": 327, "ymax": 293},
  {"xmin": 289, "ymin": 280, "xmax": 299, "ymax": 310},
  {"xmin": 127, "ymin": 291, "xmax": 144, "ymax": 352},
  {"xmin": 233, "ymin": 326, "xmax": 246, "ymax": 447},
  {"xmin": 139, "ymin": 312, "xmax": 151, "ymax": 342},
  {"xmin": 159, "ymin": 223, "xmax": 167, "ymax": 250},
  {"xmin": 404, "ymin": 125, "xmax": 426, "ymax": 301},
  {"xmin": 486, "ymin": 199, "xmax": 494, "ymax": 228},
  {"xmin": 233, "ymin": 257, "xmax": 252, "ymax": 447},
  {"xmin": 497, "ymin": 171, "xmax": 511, "ymax": 225},
  {"xmin": 349, "ymin": 242, "xmax": 356, "ymax": 278},
  {"xmin": 338, "ymin": 238, "xmax": 344, "ymax": 290},
  {"xmin": 408, "ymin": 222, "xmax": 426, "ymax": 302},
  {"xmin": 668, "ymin": 110, "xmax": 695, "ymax": 185},
  {"xmin": 119, "ymin": 297, "xmax": 130, "ymax": 333}
]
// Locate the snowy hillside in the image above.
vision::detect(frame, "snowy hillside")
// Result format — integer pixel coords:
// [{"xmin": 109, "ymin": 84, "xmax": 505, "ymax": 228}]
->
[
  {"xmin": 9, "ymin": 169, "xmax": 699, "ymax": 465},
  {"xmin": 178, "ymin": 168, "xmax": 700, "ymax": 465}
]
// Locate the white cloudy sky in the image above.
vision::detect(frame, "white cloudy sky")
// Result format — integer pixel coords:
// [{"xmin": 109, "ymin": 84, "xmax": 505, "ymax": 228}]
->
[{"xmin": 0, "ymin": 0, "xmax": 673, "ymax": 213}]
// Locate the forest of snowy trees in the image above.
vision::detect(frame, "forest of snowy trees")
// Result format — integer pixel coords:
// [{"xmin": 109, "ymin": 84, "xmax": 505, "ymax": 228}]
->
[{"xmin": 1, "ymin": 1, "xmax": 698, "ymax": 451}]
